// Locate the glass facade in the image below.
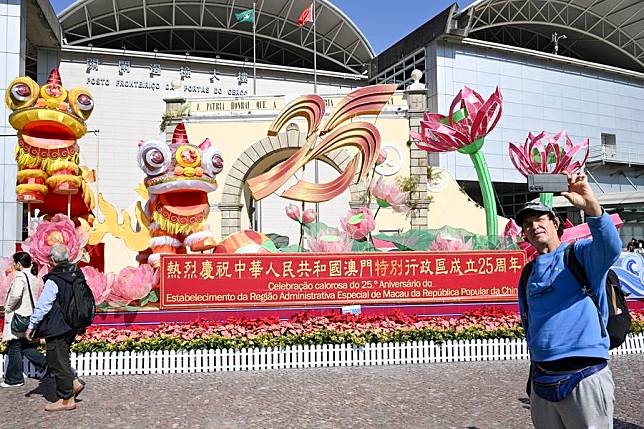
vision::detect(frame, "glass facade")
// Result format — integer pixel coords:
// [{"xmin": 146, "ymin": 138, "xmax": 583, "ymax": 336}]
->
[{"xmin": 372, "ymin": 48, "xmax": 426, "ymax": 87}]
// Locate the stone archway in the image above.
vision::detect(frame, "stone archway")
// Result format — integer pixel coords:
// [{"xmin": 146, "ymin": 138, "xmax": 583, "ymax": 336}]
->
[{"xmin": 219, "ymin": 126, "xmax": 363, "ymax": 237}]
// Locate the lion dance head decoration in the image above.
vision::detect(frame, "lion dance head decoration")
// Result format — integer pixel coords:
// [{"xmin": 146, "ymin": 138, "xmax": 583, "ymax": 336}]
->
[
  {"xmin": 138, "ymin": 122, "xmax": 223, "ymax": 266},
  {"xmin": 4, "ymin": 68, "xmax": 95, "ymax": 217}
]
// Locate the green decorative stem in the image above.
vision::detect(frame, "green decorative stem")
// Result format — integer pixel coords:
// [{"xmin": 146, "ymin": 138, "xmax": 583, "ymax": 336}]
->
[
  {"xmin": 441, "ymin": 109, "xmax": 499, "ymax": 239},
  {"xmin": 540, "ymin": 192, "xmax": 554, "ymax": 208},
  {"xmin": 468, "ymin": 146, "xmax": 498, "ymax": 239}
]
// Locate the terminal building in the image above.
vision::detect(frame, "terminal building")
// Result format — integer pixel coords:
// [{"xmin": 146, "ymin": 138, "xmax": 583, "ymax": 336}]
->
[
  {"xmin": 370, "ymin": 0, "xmax": 644, "ymax": 239},
  {"xmin": 1, "ymin": 0, "xmax": 643, "ymax": 260}
]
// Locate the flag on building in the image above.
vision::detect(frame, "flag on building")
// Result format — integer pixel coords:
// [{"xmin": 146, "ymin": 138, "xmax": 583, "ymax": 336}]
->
[
  {"xmin": 297, "ymin": 4, "xmax": 313, "ymax": 26},
  {"xmin": 235, "ymin": 8, "xmax": 255, "ymax": 23}
]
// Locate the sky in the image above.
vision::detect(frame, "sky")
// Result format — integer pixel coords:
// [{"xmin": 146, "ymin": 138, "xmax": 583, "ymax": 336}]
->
[{"xmin": 50, "ymin": 0, "xmax": 477, "ymax": 54}]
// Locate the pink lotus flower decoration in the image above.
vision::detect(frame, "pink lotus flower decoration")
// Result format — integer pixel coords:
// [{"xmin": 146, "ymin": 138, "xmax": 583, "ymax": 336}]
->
[
  {"xmin": 0, "ymin": 257, "xmax": 15, "ymax": 307},
  {"xmin": 107, "ymin": 264, "xmax": 155, "ymax": 307},
  {"xmin": 410, "ymin": 86, "xmax": 503, "ymax": 153},
  {"xmin": 369, "ymin": 176, "xmax": 410, "ymax": 213},
  {"xmin": 301, "ymin": 208, "xmax": 317, "ymax": 224},
  {"xmin": 307, "ymin": 228, "xmax": 353, "ymax": 252},
  {"xmin": 509, "ymin": 130, "xmax": 589, "ymax": 176},
  {"xmin": 285, "ymin": 204, "xmax": 317, "ymax": 224},
  {"xmin": 81, "ymin": 266, "xmax": 110, "ymax": 305},
  {"xmin": 376, "ymin": 149, "xmax": 387, "ymax": 165},
  {"xmin": 340, "ymin": 207, "xmax": 376, "ymax": 240},
  {"xmin": 22, "ymin": 214, "xmax": 89, "ymax": 268},
  {"xmin": 409, "ymin": 86, "xmax": 502, "ymax": 238},
  {"xmin": 503, "ymin": 218, "xmax": 522, "ymax": 240},
  {"xmin": 429, "ymin": 234, "xmax": 472, "ymax": 251},
  {"xmin": 285, "ymin": 204, "xmax": 300, "ymax": 222}
]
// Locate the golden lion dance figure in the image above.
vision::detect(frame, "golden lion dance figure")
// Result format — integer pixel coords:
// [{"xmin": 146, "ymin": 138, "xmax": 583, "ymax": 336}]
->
[
  {"xmin": 139, "ymin": 122, "xmax": 223, "ymax": 266},
  {"xmin": 4, "ymin": 68, "xmax": 94, "ymax": 217}
]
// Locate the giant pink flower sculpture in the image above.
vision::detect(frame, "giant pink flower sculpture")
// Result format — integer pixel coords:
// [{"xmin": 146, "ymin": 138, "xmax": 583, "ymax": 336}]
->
[
  {"xmin": 81, "ymin": 266, "xmax": 110, "ymax": 305},
  {"xmin": 22, "ymin": 214, "xmax": 89, "ymax": 268},
  {"xmin": 376, "ymin": 149, "xmax": 387, "ymax": 165},
  {"xmin": 301, "ymin": 209, "xmax": 317, "ymax": 224},
  {"xmin": 285, "ymin": 204, "xmax": 316, "ymax": 224},
  {"xmin": 307, "ymin": 228, "xmax": 353, "ymax": 253},
  {"xmin": 285, "ymin": 204, "xmax": 300, "ymax": 222},
  {"xmin": 508, "ymin": 130, "xmax": 589, "ymax": 176},
  {"xmin": 340, "ymin": 207, "xmax": 376, "ymax": 240},
  {"xmin": 410, "ymin": 86, "xmax": 502, "ymax": 153},
  {"xmin": 429, "ymin": 234, "xmax": 472, "ymax": 251},
  {"xmin": 410, "ymin": 86, "xmax": 503, "ymax": 238},
  {"xmin": 369, "ymin": 177, "xmax": 410, "ymax": 213},
  {"xmin": 107, "ymin": 264, "xmax": 155, "ymax": 307},
  {"xmin": 0, "ymin": 257, "xmax": 14, "ymax": 307},
  {"xmin": 503, "ymin": 218, "xmax": 522, "ymax": 240}
]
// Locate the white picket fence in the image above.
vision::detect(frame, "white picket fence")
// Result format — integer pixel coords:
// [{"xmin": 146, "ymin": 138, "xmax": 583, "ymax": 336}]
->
[{"xmin": 2, "ymin": 334, "xmax": 643, "ymax": 377}]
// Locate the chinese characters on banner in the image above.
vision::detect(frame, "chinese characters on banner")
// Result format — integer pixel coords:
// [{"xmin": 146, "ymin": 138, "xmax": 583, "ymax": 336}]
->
[{"xmin": 160, "ymin": 251, "xmax": 527, "ymax": 309}]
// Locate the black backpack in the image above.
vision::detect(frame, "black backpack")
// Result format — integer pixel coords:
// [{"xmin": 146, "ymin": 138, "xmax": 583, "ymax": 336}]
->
[
  {"xmin": 519, "ymin": 244, "xmax": 632, "ymax": 349},
  {"xmin": 62, "ymin": 270, "xmax": 96, "ymax": 330}
]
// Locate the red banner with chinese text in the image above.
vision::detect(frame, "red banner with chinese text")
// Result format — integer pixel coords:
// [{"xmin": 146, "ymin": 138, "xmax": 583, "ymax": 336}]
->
[{"xmin": 160, "ymin": 251, "xmax": 526, "ymax": 309}]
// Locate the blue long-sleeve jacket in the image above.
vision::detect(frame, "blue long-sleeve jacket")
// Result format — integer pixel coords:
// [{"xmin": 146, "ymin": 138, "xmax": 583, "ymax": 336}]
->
[
  {"xmin": 29, "ymin": 279, "xmax": 58, "ymax": 330},
  {"xmin": 518, "ymin": 211, "xmax": 621, "ymax": 361}
]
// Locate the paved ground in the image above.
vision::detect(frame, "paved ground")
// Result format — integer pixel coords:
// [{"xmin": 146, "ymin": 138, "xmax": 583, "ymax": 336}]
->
[{"xmin": 1, "ymin": 355, "xmax": 643, "ymax": 428}]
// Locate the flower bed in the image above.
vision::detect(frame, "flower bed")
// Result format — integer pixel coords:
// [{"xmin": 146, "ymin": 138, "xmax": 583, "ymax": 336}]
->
[{"xmin": 3, "ymin": 308, "xmax": 642, "ymax": 354}]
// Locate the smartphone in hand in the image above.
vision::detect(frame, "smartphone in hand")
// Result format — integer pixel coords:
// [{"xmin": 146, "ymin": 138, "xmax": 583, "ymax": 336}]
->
[{"xmin": 527, "ymin": 174, "xmax": 569, "ymax": 193}]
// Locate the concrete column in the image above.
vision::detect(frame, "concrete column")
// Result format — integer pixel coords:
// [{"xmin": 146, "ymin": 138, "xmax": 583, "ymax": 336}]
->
[
  {"xmin": 219, "ymin": 203, "xmax": 243, "ymax": 237},
  {"xmin": 405, "ymin": 70, "xmax": 429, "ymax": 230}
]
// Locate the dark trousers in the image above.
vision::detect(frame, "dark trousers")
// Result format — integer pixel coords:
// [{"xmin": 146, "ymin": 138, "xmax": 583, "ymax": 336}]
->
[
  {"xmin": 4, "ymin": 338, "xmax": 47, "ymax": 385},
  {"xmin": 45, "ymin": 330, "xmax": 76, "ymax": 400}
]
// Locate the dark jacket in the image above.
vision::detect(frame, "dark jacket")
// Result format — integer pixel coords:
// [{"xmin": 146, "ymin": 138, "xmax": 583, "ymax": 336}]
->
[{"xmin": 35, "ymin": 262, "xmax": 80, "ymax": 339}]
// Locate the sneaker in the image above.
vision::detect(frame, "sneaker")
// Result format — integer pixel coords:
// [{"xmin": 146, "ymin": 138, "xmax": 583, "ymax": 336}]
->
[{"xmin": 0, "ymin": 382, "xmax": 25, "ymax": 388}]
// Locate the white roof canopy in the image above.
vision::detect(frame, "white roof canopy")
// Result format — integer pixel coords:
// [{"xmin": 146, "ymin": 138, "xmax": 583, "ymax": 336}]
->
[
  {"xmin": 458, "ymin": 0, "xmax": 644, "ymax": 73},
  {"xmin": 58, "ymin": 0, "xmax": 374, "ymax": 74}
]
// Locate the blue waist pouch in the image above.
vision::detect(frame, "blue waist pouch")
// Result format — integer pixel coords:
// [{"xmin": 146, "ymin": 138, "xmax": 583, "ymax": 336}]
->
[{"xmin": 531, "ymin": 362, "xmax": 606, "ymax": 402}]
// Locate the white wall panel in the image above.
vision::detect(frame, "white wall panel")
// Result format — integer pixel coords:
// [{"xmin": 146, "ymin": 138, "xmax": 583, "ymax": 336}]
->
[
  {"xmin": 0, "ymin": 0, "xmax": 22, "ymax": 255},
  {"xmin": 432, "ymin": 41, "xmax": 644, "ymax": 188}
]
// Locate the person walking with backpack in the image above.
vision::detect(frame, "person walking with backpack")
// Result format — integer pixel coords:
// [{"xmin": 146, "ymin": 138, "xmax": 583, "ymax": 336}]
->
[
  {"xmin": 25, "ymin": 244, "xmax": 88, "ymax": 411},
  {"xmin": 2, "ymin": 252, "xmax": 47, "ymax": 387},
  {"xmin": 516, "ymin": 173, "xmax": 622, "ymax": 428}
]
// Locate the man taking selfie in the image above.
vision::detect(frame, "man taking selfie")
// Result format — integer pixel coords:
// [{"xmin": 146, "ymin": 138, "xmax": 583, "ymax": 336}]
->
[{"xmin": 516, "ymin": 173, "xmax": 621, "ymax": 428}]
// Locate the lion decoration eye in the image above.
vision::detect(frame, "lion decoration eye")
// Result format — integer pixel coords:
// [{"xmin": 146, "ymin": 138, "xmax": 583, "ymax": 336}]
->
[
  {"xmin": 68, "ymin": 87, "xmax": 94, "ymax": 120},
  {"xmin": 138, "ymin": 140, "xmax": 171, "ymax": 176},
  {"xmin": 202, "ymin": 146, "xmax": 224, "ymax": 177},
  {"xmin": 4, "ymin": 77, "xmax": 39, "ymax": 110},
  {"xmin": 12, "ymin": 84, "xmax": 31, "ymax": 101}
]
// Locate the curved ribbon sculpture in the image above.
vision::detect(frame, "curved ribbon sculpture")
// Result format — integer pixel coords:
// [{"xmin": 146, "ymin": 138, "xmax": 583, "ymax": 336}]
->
[
  {"xmin": 248, "ymin": 84, "xmax": 397, "ymax": 203},
  {"xmin": 509, "ymin": 130, "xmax": 589, "ymax": 207},
  {"xmin": 410, "ymin": 86, "xmax": 503, "ymax": 239}
]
